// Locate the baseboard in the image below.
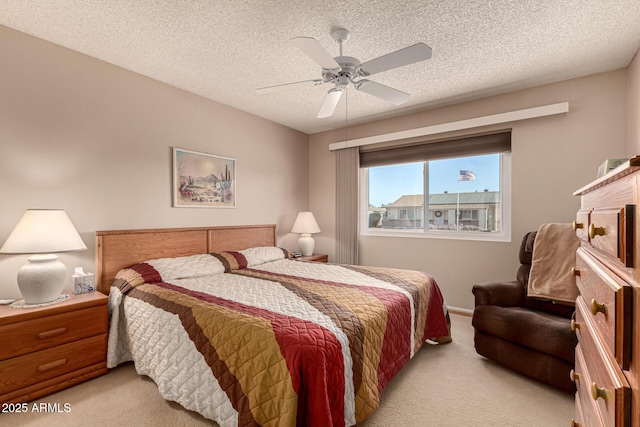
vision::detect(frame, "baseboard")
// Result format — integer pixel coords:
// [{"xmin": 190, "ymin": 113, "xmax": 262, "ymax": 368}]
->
[{"xmin": 448, "ymin": 306, "xmax": 473, "ymax": 317}]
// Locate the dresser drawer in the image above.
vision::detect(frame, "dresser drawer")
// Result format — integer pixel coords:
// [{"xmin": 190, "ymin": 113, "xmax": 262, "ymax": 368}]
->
[
  {"xmin": 575, "ymin": 297, "xmax": 631, "ymax": 426},
  {"xmin": 0, "ymin": 333, "xmax": 106, "ymax": 396},
  {"xmin": 575, "ymin": 248, "xmax": 632, "ymax": 369},
  {"xmin": 0, "ymin": 305, "xmax": 108, "ymax": 360},
  {"xmin": 573, "ymin": 394, "xmax": 584, "ymax": 427},
  {"xmin": 574, "ymin": 210, "xmax": 591, "ymax": 244},
  {"xmin": 574, "ymin": 345, "xmax": 606, "ymax": 427},
  {"xmin": 588, "ymin": 206, "xmax": 634, "ymax": 267}
]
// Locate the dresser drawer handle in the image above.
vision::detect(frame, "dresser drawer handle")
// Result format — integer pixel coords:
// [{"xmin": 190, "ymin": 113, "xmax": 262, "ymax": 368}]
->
[
  {"xmin": 591, "ymin": 382, "xmax": 608, "ymax": 401},
  {"xmin": 573, "ymin": 221, "xmax": 584, "ymax": 231},
  {"xmin": 37, "ymin": 358, "xmax": 68, "ymax": 372},
  {"xmin": 571, "ymin": 267, "xmax": 581, "ymax": 277},
  {"xmin": 571, "ymin": 319, "xmax": 580, "ymax": 331},
  {"xmin": 37, "ymin": 327, "xmax": 68, "ymax": 340},
  {"xmin": 590, "ymin": 299, "xmax": 607, "ymax": 316},
  {"xmin": 589, "ymin": 223, "xmax": 606, "ymax": 239},
  {"xmin": 570, "ymin": 369, "xmax": 580, "ymax": 382}
]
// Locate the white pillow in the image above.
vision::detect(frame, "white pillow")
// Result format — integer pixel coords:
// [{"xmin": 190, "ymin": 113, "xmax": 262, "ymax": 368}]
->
[
  {"xmin": 145, "ymin": 254, "xmax": 226, "ymax": 280},
  {"xmin": 239, "ymin": 246, "xmax": 291, "ymax": 267}
]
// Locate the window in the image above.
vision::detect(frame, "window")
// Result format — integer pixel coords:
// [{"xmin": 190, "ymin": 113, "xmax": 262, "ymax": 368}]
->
[{"xmin": 360, "ymin": 131, "xmax": 511, "ymax": 241}]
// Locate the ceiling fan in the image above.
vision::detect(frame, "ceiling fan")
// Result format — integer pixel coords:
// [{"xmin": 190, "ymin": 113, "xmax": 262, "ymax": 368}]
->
[{"xmin": 256, "ymin": 29, "xmax": 432, "ymax": 118}]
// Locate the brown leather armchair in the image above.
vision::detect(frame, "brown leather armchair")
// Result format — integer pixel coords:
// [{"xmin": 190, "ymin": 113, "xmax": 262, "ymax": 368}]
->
[{"xmin": 471, "ymin": 231, "xmax": 577, "ymax": 393}]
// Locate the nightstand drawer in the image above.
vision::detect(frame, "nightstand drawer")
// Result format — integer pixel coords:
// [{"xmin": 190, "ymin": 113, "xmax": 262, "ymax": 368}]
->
[
  {"xmin": 0, "ymin": 333, "xmax": 106, "ymax": 396},
  {"xmin": 575, "ymin": 248, "xmax": 632, "ymax": 369},
  {"xmin": 0, "ymin": 305, "xmax": 107, "ymax": 360}
]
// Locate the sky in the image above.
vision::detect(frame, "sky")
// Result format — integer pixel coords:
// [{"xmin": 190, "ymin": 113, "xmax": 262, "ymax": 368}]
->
[{"xmin": 368, "ymin": 154, "xmax": 501, "ymax": 206}]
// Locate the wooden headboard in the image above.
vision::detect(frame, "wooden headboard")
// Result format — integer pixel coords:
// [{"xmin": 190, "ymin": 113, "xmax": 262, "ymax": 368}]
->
[{"xmin": 95, "ymin": 224, "xmax": 276, "ymax": 294}]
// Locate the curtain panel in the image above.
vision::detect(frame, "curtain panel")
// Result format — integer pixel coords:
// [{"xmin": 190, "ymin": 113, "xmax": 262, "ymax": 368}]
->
[{"xmin": 335, "ymin": 147, "xmax": 359, "ymax": 264}]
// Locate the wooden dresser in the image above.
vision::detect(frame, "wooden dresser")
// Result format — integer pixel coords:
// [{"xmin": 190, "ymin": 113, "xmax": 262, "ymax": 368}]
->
[
  {"xmin": 0, "ymin": 292, "xmax": 108, "ymax": 404},
  {"xmin": 572, "ymin": 156, "xmax": 640, "ymax": 426}
]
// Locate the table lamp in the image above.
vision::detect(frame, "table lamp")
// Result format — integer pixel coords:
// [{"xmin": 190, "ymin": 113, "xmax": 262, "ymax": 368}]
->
[
  {"xmin": 0, "ymin": 209, "xmax": 87, "ymax": 304},
  {"xmin": 291, "ymin": 211, "xmax": 321, "ymax": 256}
]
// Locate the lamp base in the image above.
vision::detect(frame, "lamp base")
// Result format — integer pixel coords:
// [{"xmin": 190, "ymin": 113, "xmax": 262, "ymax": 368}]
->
[
  {"xmin": 17, "ymin": 254, "xmax": 67, "ymax": 304},
  {"xmin": 298, "ymin": 234, "xmax": 316, "ymax": 257}
]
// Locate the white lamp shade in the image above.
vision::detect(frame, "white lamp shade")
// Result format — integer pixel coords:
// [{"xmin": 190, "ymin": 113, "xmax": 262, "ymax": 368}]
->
[
  {"xmin": 291, "ymin": 212, "xmax": 321, "ymax": 234},
  {"xmin": 0, "ymin": 209, "xmax": 87, "ymax": 254},
  {"xmin": 291, "ymin": 212, "xmax": 320, "ymax": 257}
]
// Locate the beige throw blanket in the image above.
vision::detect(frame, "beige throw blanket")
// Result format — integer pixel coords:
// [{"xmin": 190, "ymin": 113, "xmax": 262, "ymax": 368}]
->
[{"xmin": 527, "ymin": 223, "xmax": 580, "ymax": 304}]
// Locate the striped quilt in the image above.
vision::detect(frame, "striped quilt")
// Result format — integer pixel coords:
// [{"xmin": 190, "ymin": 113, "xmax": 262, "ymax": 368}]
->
[{"xmin": 107, "ymin": 247, "xmax": 451, "ymax": 427}]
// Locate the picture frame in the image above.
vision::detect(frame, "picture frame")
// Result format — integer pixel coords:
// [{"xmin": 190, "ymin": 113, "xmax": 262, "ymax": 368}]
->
[{"xmin": 172, "ymin": 147, "xmax": 236, "ymax": 208}]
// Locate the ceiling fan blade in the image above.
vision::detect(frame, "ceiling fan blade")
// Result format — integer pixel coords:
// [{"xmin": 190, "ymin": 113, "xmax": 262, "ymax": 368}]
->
[
  {"xmin": 359, "ymin": 43, "xmax": 432, "ymax": 76},
  {"xmin": 290, "ymin": 37, "xmax": 341, "ymax": 70},
  {"xmin": 317, "ymin": 88, "xmax": 343, "ymax": 118},
  {"xmin": 256, "ymin": 79, "xmax": 323, "ymax": 95},
  {"xmin": 355, "ymin": 80, "xmax": 410, "ymax": 105}
]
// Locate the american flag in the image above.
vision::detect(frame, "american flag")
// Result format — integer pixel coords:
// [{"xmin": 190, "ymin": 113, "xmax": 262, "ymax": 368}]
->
[{"xmin": 458, "ymin": 170, "xmax": 476, "ymax": 181}]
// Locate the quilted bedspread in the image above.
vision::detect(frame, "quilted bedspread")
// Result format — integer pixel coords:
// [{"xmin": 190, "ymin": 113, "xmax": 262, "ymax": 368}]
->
[{"xmin": 107, "ymin": 247, "xmax": 451, "ymax": 427}]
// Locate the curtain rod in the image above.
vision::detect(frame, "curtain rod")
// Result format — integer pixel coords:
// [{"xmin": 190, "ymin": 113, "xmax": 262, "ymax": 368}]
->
[{"xmin": 328, "ymin": 102, "xmax": 569, "ymax": 151}]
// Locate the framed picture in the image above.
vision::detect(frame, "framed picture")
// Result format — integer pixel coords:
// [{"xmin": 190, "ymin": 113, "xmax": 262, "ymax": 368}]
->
[{"xmin": 173, "ymin": 148, "xmax": 236, "ymax": 208}]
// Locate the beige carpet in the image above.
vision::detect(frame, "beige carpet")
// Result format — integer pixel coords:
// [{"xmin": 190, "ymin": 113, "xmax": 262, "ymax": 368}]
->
[{"xmin": 2, "ymin": 314, "xmax": 573, "ymax": 426}]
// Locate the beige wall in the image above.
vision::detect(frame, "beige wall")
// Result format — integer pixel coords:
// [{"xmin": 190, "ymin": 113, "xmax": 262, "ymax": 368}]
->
[
  {"xmin": 0, "ymin": 26, "xmax": 309, "ymax": 300},
  {"xmin": 629, "ymin": 47, "xmax": 640, "ymax": 155},
  {"xmin": 310, "ymin": 70, "xmax": 629, "ymax": 310}
]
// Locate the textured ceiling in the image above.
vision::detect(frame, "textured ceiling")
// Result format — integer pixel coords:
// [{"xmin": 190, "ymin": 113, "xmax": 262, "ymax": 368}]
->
[{"xmin": 1, "ymin": 1, "xmax": 640, "ymax": 134}]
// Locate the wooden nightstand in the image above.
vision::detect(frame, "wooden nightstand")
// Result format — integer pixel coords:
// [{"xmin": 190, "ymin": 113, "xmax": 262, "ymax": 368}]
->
[
  {"xmin": 297, "ymin": 254, "xmax": 328, "ymax": 263},
  {"xmin": 0, "ymin": 292, "xmax": 108, "ymax": 404}
]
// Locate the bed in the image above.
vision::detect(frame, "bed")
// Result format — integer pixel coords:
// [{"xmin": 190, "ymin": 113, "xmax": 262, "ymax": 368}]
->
[{"xmin": 98, "ymin": 224, "xmax": 451, "ymax": 427}]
